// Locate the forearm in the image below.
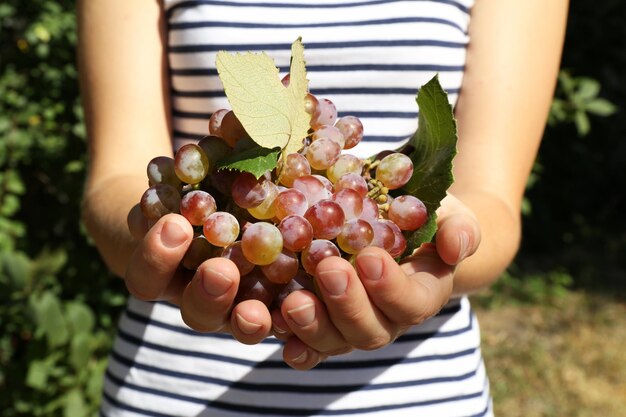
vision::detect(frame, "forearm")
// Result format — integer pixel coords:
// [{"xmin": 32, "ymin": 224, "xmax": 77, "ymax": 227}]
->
[{"xmin": 82, "ymin": 175, "xmax": 147, "ymax": 278}]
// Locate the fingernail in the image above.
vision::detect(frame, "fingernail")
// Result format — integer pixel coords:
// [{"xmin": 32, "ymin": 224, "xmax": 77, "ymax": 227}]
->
[
  {"xmin": 201, "ymin": 267, "xmax": 233, "ymax": 297},
  {"xmin": 236, "ymin": 313, "xmax": 262, "ymax": 335},
  {"xmin": 287, "ymin": 303, "xmax": 315, "ymax": 327},
  {"xmin": 317, "ymin": 270, "xmax": 348, "ymax": 296},
  {"xmin": 458, "ymin": 231, "xmax": 470, "ymax": 262},
  {"xmin": 291, "ymin": 349, "xmax": 309, "ymax": 364},
  {"xmin": 356, "ymin": 253, "xmax": 383, "ymax": 281},
  {"xmin": 161, "ymin": 221, "xmax": 187, "ymax": 248},
  {"xmin": 273, "ymin": 323, "xmax": 288, "ymax": 335}
]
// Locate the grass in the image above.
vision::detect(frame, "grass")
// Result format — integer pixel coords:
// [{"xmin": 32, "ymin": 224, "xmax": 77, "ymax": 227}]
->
[{"xmin": 471, "ymin": 290, "xmax": 626, "ymax": 417}]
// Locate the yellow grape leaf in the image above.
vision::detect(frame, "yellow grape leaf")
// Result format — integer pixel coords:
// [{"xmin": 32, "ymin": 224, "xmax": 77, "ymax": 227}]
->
[{"xmin": 216, "ymin": 38, "xmax": 309, "ymax": 153}]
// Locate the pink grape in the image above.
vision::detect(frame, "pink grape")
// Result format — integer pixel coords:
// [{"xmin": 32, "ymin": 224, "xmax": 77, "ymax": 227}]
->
[
  {"xmin": 260, "ymin": 249, "xmax": 299, "ymax": 284},
  {"xmin": 293, "ymin": 175, "xmax": 331, "ymax": 207},
  {"xmin": 209, "ymin": 169, "xmax": 238, "ymax": 196},
  {"xmin": 221, "ymin": 241, "xmax": 255, "ymax": 276},
  {"xmin": 174, "ymin": 143, "xmax": 210, "ymax": 184},
  {"xmin": 375, "ymin": 152, "xmax": 414, "ymax": 190},
  {"xmin": 331, "ymin": 188, "xmax": 363, "ymax": 220},
  {"xmin": 335, "ymin": 116, "xmax": 364, "ymax": 149},
  {"xmin": 147, "ymin": 156, "xmax": 182, "ymax": 188},
  {"xmin": 208, "ymin": 109, "xmax": 229, "ymax": 136},
  {"xmin": 301, "ymin": 239, "xmax": 341, "ymax": 275},
  {"xmin": 360, "ymin": 197, "xmax": 380, "ymax": 221},
  {"xmin": 278, "ymin": 215, "xmax": 314, "ymax": 252},
  {"xmin": 327, "ymin": 154, "xmax": 363, "ymax": 184},
  {"xmin": 198, "ymin": 135, "xmax": 231, "ymax": 167},
  {"xmin": 278, "ymin": 153, "xmax": 311, "ymax": 187},
  {"xmin": 182, "ymin": 236, "xmax": 215, "ymax": 270},
  {"xmin": 337, "ymin": 219, "xmax": 374, "ymax": 254},
  {"xmin": 231, "ymin": 172, "xmax": 268, "ymax": 209},
  {"xmin": 241, "ymin": 222, "xmax": 283, "ymax": 265},
  {"xmin": 273, "ymin": 188, "xmax": 308, "ymax": 220},
  {"xmin": 310, "ymin": 98, "xmax": 337, "ymax": 129},
  {"xmin": 304, "ymin": 200, "xmax": 345, "ymax": 239},
  {"xmin": 304, "ymin": 93, "xmax": 319, "ymax": 120},
  {"xmin": 180, "ymin": 190, "xmax": 217, "ymax": 226},
  {"xmin": 381, "ymin": 219, "xmax": 407, "ymax": 258},
  {"xmin": 140, "ymin": 184, "xmax": 181, "ymax": 220},
  {"xmin": 369, "ymin": 220, "xmax": 396, "ymax": 252},
  {"xmin": 219, "ymin": 110, "xmax": 248, "ymax": 147},
  {"xmin": 305, "ymin": 138, "xmax": 341, "ymax": 170},
  {"xmin": 247, "ymin": 181, "xmax": 279, "ymax": 220},
  {"xmin": 235, "ymin": 268, "xmax": 277, "ymax": 308},
  {"xmin": 388, "ymin": 195, "xmax": 428, "ymax": 231},
  {"xmin": 274, "ymin": 269, "xmax": 316, "ymax": 308},
  {"xmin": 312, "ymin": 125, "xmax": 345, "ymax": 148},
  {"xmin": 203, "ymin": 211, "xmax": 240, "ymax": 247},
  {"xmin": 334, "ymin": 172, "xmax": 368, "ymax": 198}
]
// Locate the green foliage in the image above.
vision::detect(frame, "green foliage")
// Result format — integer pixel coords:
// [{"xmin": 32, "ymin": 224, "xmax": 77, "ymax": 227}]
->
[{"xmin": 0, "ymin": 1, "xmax": 126, "ymax": 416}]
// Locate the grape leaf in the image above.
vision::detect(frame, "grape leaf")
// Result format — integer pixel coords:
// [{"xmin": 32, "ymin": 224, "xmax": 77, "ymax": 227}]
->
[
  {"xmin": 399, "ymin": 75, "xmax": 458, "ymax": 256},
  {"xmin": 216, "ymin": 38, "xmax": 309, "ymax": 155},
  {"xmin": 216, "ymin": 146, "xmax": 281, "ymax": 179}
]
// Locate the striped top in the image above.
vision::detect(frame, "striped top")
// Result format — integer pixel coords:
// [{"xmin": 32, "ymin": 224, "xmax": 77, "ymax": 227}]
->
[{"xmin": 101, "ymin": 1, "xmax": 494, "ymax": 416}]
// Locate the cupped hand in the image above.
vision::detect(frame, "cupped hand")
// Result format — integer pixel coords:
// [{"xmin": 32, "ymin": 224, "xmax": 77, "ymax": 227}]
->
[
  {"xmin": 124, "ymin": 207, "xmax": 273, "ymax": 345},
  {"xmin": 276, "ymin": 193, "xmax": 481, "ymax": 370}
]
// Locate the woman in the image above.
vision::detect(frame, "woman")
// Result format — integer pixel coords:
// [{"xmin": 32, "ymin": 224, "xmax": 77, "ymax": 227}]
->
[{"xmin": 79, "ymin": 0, "xmax": 568, "ymax": 415}]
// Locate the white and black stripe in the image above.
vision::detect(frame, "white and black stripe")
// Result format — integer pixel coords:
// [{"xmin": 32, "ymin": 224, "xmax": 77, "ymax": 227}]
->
[{"xmin": 102, "ymin": 1, "xmax": 492, "ymax": 415}]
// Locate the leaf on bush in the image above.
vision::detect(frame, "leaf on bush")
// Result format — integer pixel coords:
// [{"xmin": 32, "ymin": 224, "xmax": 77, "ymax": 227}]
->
[
  {"xmin": 216, "ymin": 38, "xmax": 309, "ymax": 154},
  {"xmin": 26, "ymin": 360, "xmax": 49, "ymax": 390},
  {"xmin": 217, "ymin": 146, "xmax": 281, "ymax": 179},
  {"xmin": 65, "ymin": 301, "xmax": 95, "ymax": 335},
  {"xmin": 30, "ymin": 292, "xmax": 69, "ymax": 348},
  {"xmin": 399, "ymin": 75, "xmax": 458, "ymax": 255}
]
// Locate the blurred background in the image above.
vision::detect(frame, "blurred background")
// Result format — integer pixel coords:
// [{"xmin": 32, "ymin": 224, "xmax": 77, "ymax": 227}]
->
[{"xmin": 1, "ymin": 1, "xmax": 624, "ymax": 416}]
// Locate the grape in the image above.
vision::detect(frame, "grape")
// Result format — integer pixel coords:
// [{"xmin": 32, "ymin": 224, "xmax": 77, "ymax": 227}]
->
[
  {"xmin": 247, "ymin": 181, "xmax": 279, "ymax": 220},
  {"xmin": 274, "ymin": 269, "xmax": 316, "ymax": 308},
  {"xmin": 304, "ymin": 93, "xmax": 319, "ymax": 119},
  {"xmin": 310, "ymin": 98, "xmax": 337, "ymax": 129},
  {"xmin": 174, "ymin": 143, "xmax": 210, "ymax": 184},
  {"xmin": 198, "ymin": 135, "xmax": 231, "ymax": 167},
  {"xmin": 140, "ymin": 183, "xmax": 181, "ymax": 220},
  {"xmin": 312, "ymin": 174, "xmax": 334, "ymax": 192},
  {"xmin": 375, "ymin": 153, "xmax": 414, "ymax": 190},
  {"xmin": 388, "ymin": 195, "xmax": 428, "ymax": 231},
  {"xmin": 304, "ymin": 200, "xmax": 345, "ymax": 240},
  {"xmin": 337, "ymin": 219, "xmax": 374, "ymax": 254},
  {"xmin": 278, "ymin": 215, "xmax": 314, "ymax": 252},
  {"xmin": 220, "ymin": 110, "xmax": 248, "ymax": 147},
  {"xmin": 203, "ymin": 211, "xmax": 240, "ymax": 247},
  {"xmin": 331, "ymin": 188, "xmax": 363, "ymax": 220},
  {"xmin": 369, "ymin": 220, "xmax": 395, "ymax": 252},
  {"xmin": 273, "ymin": 188, "xmax": 308, "ymax": 220},
  {"xmin": 260, "ymin": 249, "xmax": 299, "ymax": 284},
  {"xmin": 221, "ymin": 241, "xmax": 255, "ymax": 276},
  {"xmin": 306, "ymin": 138, "xmax": 341, "ymax": 170},
  {"xmin": 182, "ymin": 236, "xmax": 215, "ymax": 270},
  {"xmin": 235, "ymin": 268, "xmax": 277, "ymax": 308},
  {"xmin": 147, "ymin": 156, "xmax": 182, "ymax": 188},
  {"xmin": 208, "ymin": 169, "xmax": 238, "ymax": 196},
  {"xmin": 180, "ymin": 190, "xmax": 217, "ymax": 226},
  {"xmin": 327, "ymin": 154, "xmax": 363, "ymax": 184},
  {"xmin": 335, "ymin": 116, "xmax": 364, "ymax": 149},
  {"xmin": 359, "ymin": 197, "xmax": 380, "ymax": 222},
  {"xmin": 278, "ymin": 153, "xmax": 311, "ymax": 187},
  {"xmin": 334, "ymin": 172, "xmax": 368, "ymax": 198},
  {"xmin": 293, "ymin": 175, "xmax": 331, "ymax": 207},
  {"xmin": 301, "ymin": 239, "xmax": 341, "ymax": 275},
  {"xmin": 312, "ymin": 125, "xmax": 345, "ymax": 148},
  {"xmin": 380, "ymin": 219, "xmax": 407, "ymax": 258},
  {"xmin": 231, "ymin": 172, "xmax": 268, "ymax": 209},
  {"xmin": 281, "ymin": 73, "xmax": 291, "ymax": 87},
  {"xmin": 208, "ymin": 109, "xmax": 229, "ymax": 136},
  {"xmin": 241, "ymin": 222, "xmax": 283, "ymax": 265}
]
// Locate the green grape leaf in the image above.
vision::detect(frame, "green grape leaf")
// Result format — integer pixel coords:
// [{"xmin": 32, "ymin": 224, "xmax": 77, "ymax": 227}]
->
[
  {"xmin": 216, "ymin": 38, "xmax": 309, "ymax": 154},
  {"xmin": 217, "ymin": 146, "xmax": 281, "ymax": 179},
  {"xmin": 399, "ymin": 75, "xmax": 458, "ymax": 255}
]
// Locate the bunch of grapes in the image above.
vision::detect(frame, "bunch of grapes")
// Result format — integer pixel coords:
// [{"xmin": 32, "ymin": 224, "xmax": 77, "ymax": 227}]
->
[{"xmin": 140, "ymin": 87, "xmax": 428, "ymax": 308}]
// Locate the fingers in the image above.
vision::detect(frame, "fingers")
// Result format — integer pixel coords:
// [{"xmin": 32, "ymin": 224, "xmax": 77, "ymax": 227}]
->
[
  {"xmin": 125, "ymin": 213, "xmax": 194, "ymax": 301},
  {"xmin": 356, "ymin": 246, "xmax": 455, "ymax": 325},
  {"xmin": 230, "ymin": 300, "xmax": 273, "ymax": 344},
  {"xmin": 314, "ymin": 257, "xmax": 395, "ymax": 351},
  {"xmin": 435, "ymin": 197, "xmax": 481, "ymax": 266},
  {"xmin": 180, "ymin": 257, "xmax": 239, "ymax": 332},
  {"xmin": 282, "ymin": 337, "xmax": 326, "ymax": 371}
]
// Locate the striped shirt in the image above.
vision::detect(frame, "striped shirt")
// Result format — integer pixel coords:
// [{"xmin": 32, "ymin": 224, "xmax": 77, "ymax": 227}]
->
[{"xmin": 102, "ymin": 1, "xmax": 493, "ymax": 416}]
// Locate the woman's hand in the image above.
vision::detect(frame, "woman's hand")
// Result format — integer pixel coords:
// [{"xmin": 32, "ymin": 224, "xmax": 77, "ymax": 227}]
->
[
  {"xmin": 275, "ymin": 193, "xmax": 481, "ymax": 370},
  {"xmin": 124, "ymin": 208, "xmax": 275, "ymax": 345}
]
